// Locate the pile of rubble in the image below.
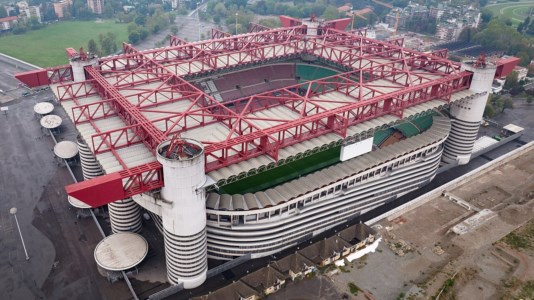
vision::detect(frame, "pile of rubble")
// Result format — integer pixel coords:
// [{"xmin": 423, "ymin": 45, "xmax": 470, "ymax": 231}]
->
[{"xmin": 388, "ymin": 239, "xmax": 413, "ymax": 256}]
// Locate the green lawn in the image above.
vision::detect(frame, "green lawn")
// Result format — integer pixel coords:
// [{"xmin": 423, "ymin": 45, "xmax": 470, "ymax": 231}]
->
[
  {"xmin": 485, "ymin": 0, "xmax": 534, "ymax": 26},
  {"xmin": 0, "ymin": 21, "xmax": 128, "ymax": 67}
]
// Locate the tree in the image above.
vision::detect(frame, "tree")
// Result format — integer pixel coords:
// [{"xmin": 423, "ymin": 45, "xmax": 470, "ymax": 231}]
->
[
  {"xmin": 77, "ymin": 8, "xmax": 95, "ymax": 20},
  {"xmin": 135, "ymin": 15, "xmax": 146, "ymax": 26},
  {"xmin": 484, "ymin": 102, "xmax": 496, "ymax": 118},
  {"xmin": 503, "ymin": 71, "xmax": 519, "ymax": 90},
  {"xmin": 117, "ymin": 12, "xmax": 134, "ymax": 23},
  {"xmin": 458, "ymin": 27, "xmax": 477, "ymax": 43},
  {"xmin": 213, "ymin": 2, "xmax": 227, "ymax": 19},
  {"xmin": 0, "ymin": 6, "xmax": 7, "ymax": 18},
  {"xmin": 501, "ymin": 97, "xmax": 514, "ymax": 112},
  {"xmin": 88, "ymin": 39, "xmax": 98, "ymax": 54},
  {"xmin": 321, "ymin": 5, "xmax": 339, "ymax": 21},
  {"xmin": 43, "ymin": 4, "xmax": 58, "ymax": 21},
  {"xmin": 259, "ymin": 18, "xmax": 281, "ymax": 28},
  {"xmin": 29, "ymin": 16, "xmax": 43, "ymax": 30},
  {"xmin": 12, "ymin": 22, "xmax": 27, "ymax": 34},
  {"xmin": 170, "ymin": 25, "xmax": 178, "ymax": 35},
  {"xmin": 139, "ymin": 28, "xmax": 149, "ymax": 40},
  {"xmin": 528, "ymin": 19, "xmax": 534, "ymax": 35},
  {"xmin": 99, "ymin": 32, "xmax": 117, "ymax": 55},
  {"xmin": 128, "ymin": 31, "xmax": 140, "ymax": 44},
  {"xmin": 103, "ymin": 2, "xmax": 114, "ymax": 19},
  {"xmin": 480, "ymin": 10, "xmax": 492, "ymax": 24},
  {"xmin": 9, "ymin": 6, "xmax": 20, "ymax": 17}
]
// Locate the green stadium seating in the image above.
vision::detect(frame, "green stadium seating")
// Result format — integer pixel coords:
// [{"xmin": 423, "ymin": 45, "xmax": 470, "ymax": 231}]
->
[
  {"xmin": 394, "ymin": 123, "xmax": 420, "ymax": 138},
  {"xmin": 373, "ymin": 128, "xmax": 394, "ymax": 146},
  {"xmin": 296, "ymin": 64, "xmax": 339, "ymax": 82},
  {"xmin": 411, "ymin": 114, "xmax": 434, "ymax": 132}
]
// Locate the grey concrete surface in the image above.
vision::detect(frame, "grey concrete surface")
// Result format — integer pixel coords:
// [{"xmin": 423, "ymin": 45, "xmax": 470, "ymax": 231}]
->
[
  {"xmin": 0, "ymin": 59, "xmax": 119, "ymax": 300},
  {"xmin": 0, "ymin": 62, "xmax": 56, "ymax": 300}
]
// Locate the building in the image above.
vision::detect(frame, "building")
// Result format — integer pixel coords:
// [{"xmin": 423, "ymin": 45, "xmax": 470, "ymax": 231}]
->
[
  {"xmin": 513, "ymin": 66, "xmax": 528, "ymax": 81},
  {"xmin": 53, "ymin": 0, "xmax": 72, "ymax": 19},
  {"xmin": 194, "ymin": 281, "xmax": 258, "ymax": 300},
  {"xmin": 15, "ymin": 17, "xmax": 519, "ymax": 289},
  {"xmin": 193, "ymin": 222, "xmax": 379, "ymax": 299},
  {"xmin": 0, "ymin": 16, "xmax": 18, "ymax": 31},
  {"xmin": 270, "ymin": 252, "xmax": 316, "ymax": 280},
  {"xmin": 435, "ymin": 22, "xmax": 462, "ymax": 41},
  {"xmin": 240, "ymin": 266, "xmax": 286, "ymax": 296},
  {"xmin": 87, "ymin": 0, "xmax": 103, "ymax": 14},
  {"xmin": 16, "ymin": 1, "xmax": 42, "ymax": 22}
]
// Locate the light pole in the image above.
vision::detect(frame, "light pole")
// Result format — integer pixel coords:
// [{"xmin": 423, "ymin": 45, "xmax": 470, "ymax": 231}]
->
[
  {"xmin": 197, "ymin": 2, "xmax": 201, "ymax": 41},
  {"xmin": 351, "ymin": 10, "xmax": 355, "ymax": 31},
  {"xmin": 10, "ymin": 207, "xmax": 29, "ymax": 261},
  {"xmin": 235, "ymin": 12, "xmax": 238, "ymax": 35}
]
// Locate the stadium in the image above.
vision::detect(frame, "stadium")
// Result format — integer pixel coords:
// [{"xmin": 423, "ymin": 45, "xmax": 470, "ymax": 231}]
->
[{"xmin": 16, "ymin": 16, "xmax": 519, "ymax": 289}]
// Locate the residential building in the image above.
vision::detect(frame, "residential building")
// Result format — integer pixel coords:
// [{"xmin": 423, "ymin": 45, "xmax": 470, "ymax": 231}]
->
[
  {"xmin": 53, "ymin": 0, "xmax": 72, "ymax": 19},
  {"xmin": 0, "ymin": 16, "xmax": 18, "ymax": 30},
  {"xmin": 87, "ymin": 0, "xmax": 103, "ymax": 14}
]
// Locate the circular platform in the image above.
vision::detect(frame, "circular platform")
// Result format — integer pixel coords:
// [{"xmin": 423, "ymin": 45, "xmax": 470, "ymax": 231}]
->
[
  {"xmin": 67, "ymin": 195, "xmax": 91, "ymax": 209},
  {"xmin": 94, "ymin": 232, "xmax": 148, "ymax": 271},
  {"xmin": 54, "ymin": 141, "xmax": 78, "ymax": 159},
  {"xmin": 40, "ymin": 114, "xmax": 62, "ymax": 129},
  {"xmin": 33, "ymin": 102, "xmax": 54, "ymax": 115}
]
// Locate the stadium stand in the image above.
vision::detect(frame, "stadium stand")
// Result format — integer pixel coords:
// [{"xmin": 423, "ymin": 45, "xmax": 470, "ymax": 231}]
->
[{"xmin": 213, "ymin": 64, "xmax": 297, "ymax": 101}]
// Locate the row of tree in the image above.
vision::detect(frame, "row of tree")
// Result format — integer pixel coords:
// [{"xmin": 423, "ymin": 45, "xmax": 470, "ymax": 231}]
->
[
  {"xmin": 11, "ymin": 16, "xmax": 45, "ymax": 34},
  {"xmin": 484, "ymin": 94, "xmax": 514, "ymax": 118},
  {"xmin": 458, "ymin": 16, "xmax": 534, "ymax": 67},
  {"xmin": 87, "ymin": 32, "xmax": 118, "ymax": 56},
  {"xmin": 126, "ymin": 9, "xmax": 172, "ymax": 44},
  {"xmin": 516, "ymin": 16, "xmax": 534, "ymax": 35}
]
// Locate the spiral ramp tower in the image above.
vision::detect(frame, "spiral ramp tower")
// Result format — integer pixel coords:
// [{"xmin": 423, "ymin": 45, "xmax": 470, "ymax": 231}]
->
[
  {"xmin": 77, "ymin": 136, "xmax": 104, "ymax": 180},
  {"xmin": 77, "ymin": 137, "xmax": 142, "ymax": 233},
  {"xmin": 108, "ymin": 198, "xmax": 142, "ymax": 233},
  {"xmin": 156, "ymin": 139, "xmax": 208, "ymax": 289},
  {"xmin": 443, "ymin": 58, "xmax": 496, "ymax": 165}
]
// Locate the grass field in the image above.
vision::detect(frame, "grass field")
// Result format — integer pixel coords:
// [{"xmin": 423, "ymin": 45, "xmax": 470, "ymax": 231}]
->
[
  {"xmin": 485, "ymin": 0, "xmax": 534, "ymax": 26},
  {"xmin": 0, "ymin": 21, "xmax": 128, "ymax": 67}
]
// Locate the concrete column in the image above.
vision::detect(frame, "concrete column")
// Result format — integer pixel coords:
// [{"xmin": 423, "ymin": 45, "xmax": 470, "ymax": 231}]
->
[
  {"xmin": 443, "ymin": 60, "xmax": 496, "ymax": 165},
  {"xmin": 156, "ymin": 139, "xmax": 208, "ymax": 289}
]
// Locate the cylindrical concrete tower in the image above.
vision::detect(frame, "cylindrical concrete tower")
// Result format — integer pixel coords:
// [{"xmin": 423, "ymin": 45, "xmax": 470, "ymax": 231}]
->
[
  {"xmin": 156, "ymin": 138, "xmax": 208, "ymax": 289},
  {"xmin": 108, "ymin": 198, "xmax": 142, "ymax": 233},
  {"xmin": 443, "ymin": 59, "xmax": 496, "ymax": 165},
  {"xmin": 78, "ymin": 136, "xmax": 142, "ymax": 233},
  {"xmin": 77, "ymin": 137, "xmax": 104, "ymax": 180}
]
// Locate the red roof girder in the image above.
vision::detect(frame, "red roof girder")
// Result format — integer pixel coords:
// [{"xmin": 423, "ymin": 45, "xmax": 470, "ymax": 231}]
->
[
  {"xmin": 85, "ymin": 67, "xmax": 167, "ymax": 152},
  {"xmin": 249, "ymin": 22, "xmax": 272, "ymax": 33},
  {"xmin": 211, "ymin": 28, "xmax": 232, "ymax": 39},
  {"xmin": 52, "ymin": 28, "xmax": 477, "ymax": 205}
]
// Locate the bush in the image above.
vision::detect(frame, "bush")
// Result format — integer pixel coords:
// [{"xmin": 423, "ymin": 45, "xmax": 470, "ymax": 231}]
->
[{"xmin": 348, "ymin": 282, "xmax": 360, "ymax": 295}]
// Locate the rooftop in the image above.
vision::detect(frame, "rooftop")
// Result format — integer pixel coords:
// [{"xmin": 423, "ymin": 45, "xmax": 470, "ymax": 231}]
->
[
  {"xmin": 29, "ymin": 20, "xmax": 487, "ymax": 205},
  {"xmin": 93, "ymin": 232, "xmax": 148, "ymax": 271}
]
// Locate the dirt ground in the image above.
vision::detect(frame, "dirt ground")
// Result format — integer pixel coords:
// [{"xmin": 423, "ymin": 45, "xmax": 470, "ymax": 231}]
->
[{"xmin": 324, "ymin": 146, "xmax": 534, "ymax": 300}]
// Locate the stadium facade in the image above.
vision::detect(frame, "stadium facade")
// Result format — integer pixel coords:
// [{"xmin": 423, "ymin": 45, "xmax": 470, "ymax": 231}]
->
[{"xmin": 16, "ymin": 16, "xmax": 519, "ymax": 289}]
